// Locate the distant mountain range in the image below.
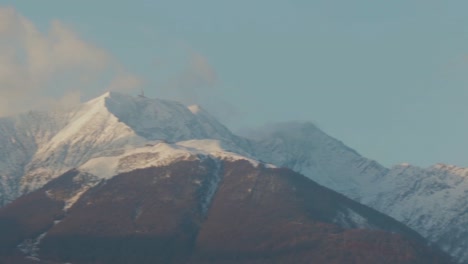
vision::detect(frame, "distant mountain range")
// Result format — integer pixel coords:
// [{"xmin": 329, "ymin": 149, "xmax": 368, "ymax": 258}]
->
[{"xmin": 0, "ymin": 91, "xmax": 465, "ymax": 263}]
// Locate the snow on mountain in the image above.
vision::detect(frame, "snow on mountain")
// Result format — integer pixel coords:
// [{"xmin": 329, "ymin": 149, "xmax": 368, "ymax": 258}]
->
[
  {"xmin": 246, "ymin": 122, "xmax": 389, "ymax": 201},
  {"xmin": 67, "ymin": 139, "xmax": 268, "ymax": 211},
  {"xmin": 106, "ymin": 93, "xmax": 240, "ymax": 143},
  {"xmin": 0, "ymin": 92, "xmax": 243, "ymax": 204},
  {"xmin": 20, "ymin": 92, "xmax": 145, "ymax": 193},
  {"xmin": 362, "ymin": 163, "xmax": 468, "ymax": 262},
  {"xmin": 0, "ymin": 108, "xmax": 73, "ymax": 204},
  {"xmin": 244, "ymin": 122, "xmax": 468, "ymax": 263},
  {"xmin": 1, "ymin": 91, "xmax": 467, "ymax": 262},
  {"xmin": 79, "ymin": 139, "xmax": 265, "ymax": 180}
]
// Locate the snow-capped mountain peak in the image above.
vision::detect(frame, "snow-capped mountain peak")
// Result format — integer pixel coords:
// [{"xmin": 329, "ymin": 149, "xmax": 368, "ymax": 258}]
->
[{"xmin": 0, "ymin": 91, "xmax": 243, "ymax": 199}]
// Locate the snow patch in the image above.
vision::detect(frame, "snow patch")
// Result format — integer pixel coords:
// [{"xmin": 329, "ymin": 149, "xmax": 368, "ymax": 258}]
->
[
  {"xmin": 64, "ymin": 186, "xmax": 92, "ymax": 211},
  {"xmin": 17, "ymin": 232, "xmax": 47, "ymax": 258},
  {"xmin": 334, "ymin": 208, "xmax": 373, "ymax": 229},
  {"xmin": 201, "ymin": 159, "xmax": 222, "ymax": 214},
  {"xmin": 79, "ymin": 140, "xmax": 271, "ymax": 179},
  {"xmin": 188, "ymin": 104, "xmax": 202, "ymax": 114}
]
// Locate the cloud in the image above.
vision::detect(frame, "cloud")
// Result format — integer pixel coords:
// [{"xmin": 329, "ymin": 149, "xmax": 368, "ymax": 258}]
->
[
  {"xmin": 188, "ymin": 52, "xmax": 218, "ymax": 87},
  {"xmin": 163, "ymin": 51, "xmax": 219, "ymax": 105},
  {"xmin": 155, "ymin": 50, "xmax": 241, "ymax": 126},
  {"xmin": 107, "ymin": 68, "xmax": 144, "ymax": 93},
  {"xmin": 0, "ymin": 6, "xmax": 142, "ymax": 116}
]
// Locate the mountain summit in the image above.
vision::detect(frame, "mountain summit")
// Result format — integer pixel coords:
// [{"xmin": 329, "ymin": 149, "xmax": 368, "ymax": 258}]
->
[{"xmin": 0, "ymin": 92, "xmax": 245, "ymax": 202}]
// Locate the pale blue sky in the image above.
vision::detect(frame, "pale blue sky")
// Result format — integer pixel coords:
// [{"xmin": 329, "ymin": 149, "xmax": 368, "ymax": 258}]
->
[{"xmin": 3, "ymin": 0, "xmax": 468, "ymax": 167}]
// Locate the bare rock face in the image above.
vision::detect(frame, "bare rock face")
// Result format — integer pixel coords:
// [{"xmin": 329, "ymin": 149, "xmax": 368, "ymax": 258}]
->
[{"xmin": 0, "ymin": 159, "xmax": 453, "ymax": 264}]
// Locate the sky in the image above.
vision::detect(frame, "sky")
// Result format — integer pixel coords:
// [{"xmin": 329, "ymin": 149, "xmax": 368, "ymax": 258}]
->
[{"xmin": 1, "ymin": 1, "xmax": 468, "ymax": 168}]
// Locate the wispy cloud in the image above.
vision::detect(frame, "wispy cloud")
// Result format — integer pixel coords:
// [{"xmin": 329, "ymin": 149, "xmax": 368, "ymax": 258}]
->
[
  {"xmin": 164, "ymin": 50, "xmax": 218, "ymax": 105},
  {"xmin": 0, "ymin": 6, "xmax": 142, "ymax": 116},
  {"xmin": 156, "ymin": 50, "xmax": 240, "ymax": 125}
]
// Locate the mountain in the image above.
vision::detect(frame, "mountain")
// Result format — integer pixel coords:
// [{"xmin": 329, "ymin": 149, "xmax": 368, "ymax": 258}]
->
[
  {"xmin": 0, "ymin": 155, "xmax": 452, "ymax": 263},
  {"xmin": 0, "ymin": 91, "xmax": 463, "ymax": 263},
  {"xmin": 0, "ymin": 92, "xmax": 246, "ymax": 205},
  {"xmin": 246, "ymin": 122, "xmax": 389, "ymax": 201},
  {"xmin": 244, "ymin": 122, "xmax": 468, "ymax": 263},
  {"xmin": 363, "ymin": 163, "xmax": 468, "ymax": 262}
]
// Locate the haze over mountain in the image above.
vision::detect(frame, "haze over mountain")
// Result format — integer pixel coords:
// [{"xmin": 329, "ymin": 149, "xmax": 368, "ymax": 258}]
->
[{"xmin": 0, "ymin": 92, "xmax": 465, "ymax": 263}]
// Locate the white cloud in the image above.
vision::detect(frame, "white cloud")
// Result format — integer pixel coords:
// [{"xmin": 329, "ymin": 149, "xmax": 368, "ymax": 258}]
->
[{"xmin": 0, "ymin": 7, "xmax": 142, "ymax": 116}]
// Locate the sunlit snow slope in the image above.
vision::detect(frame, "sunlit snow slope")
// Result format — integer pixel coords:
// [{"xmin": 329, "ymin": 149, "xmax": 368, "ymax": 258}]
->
[{"xmin": 0, "ymin": 92, "xmax": 242, "ymax": 204}]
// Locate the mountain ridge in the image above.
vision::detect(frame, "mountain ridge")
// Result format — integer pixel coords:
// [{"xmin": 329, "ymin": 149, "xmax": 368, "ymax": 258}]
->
[
  {"xmin": 0, "ymin": 91, "xmax": 244, "ymax": 202},
  {"xmin": 0, "ymin": 91, "xmax": 467, "ymax": 263}
]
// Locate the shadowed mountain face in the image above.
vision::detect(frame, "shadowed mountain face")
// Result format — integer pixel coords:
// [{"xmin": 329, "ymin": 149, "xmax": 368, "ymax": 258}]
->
[{"xmin": 0, "ymin": 160, "xmax": 453, "ymax": 264}]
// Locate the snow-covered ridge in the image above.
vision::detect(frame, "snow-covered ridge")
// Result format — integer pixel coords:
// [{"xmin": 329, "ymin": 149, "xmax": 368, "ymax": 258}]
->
[
  {"xmin": 0, "ymin": 91, "xmax": 243, "ymax": 202},
  {"xmin": 19, "ymin": 92, "xmax": 146, "ymax": 193},
  {"xmin": 79, "ymin": 139, "xmax": 271, "ymax": 180},
  {"xmin": 361, "ymin": 162, "xmax": 468, "ymax": 262},
  {"xmin": 246, "ymin": 122, "xmax": 389, "ymax": 201},
  {"xmin": 70, "ymin": 139, "xmax": 271, "ymax": 210},
  {"xmin": 104, "ymin": 92, "xmax": 239, "ymax": 143}
]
